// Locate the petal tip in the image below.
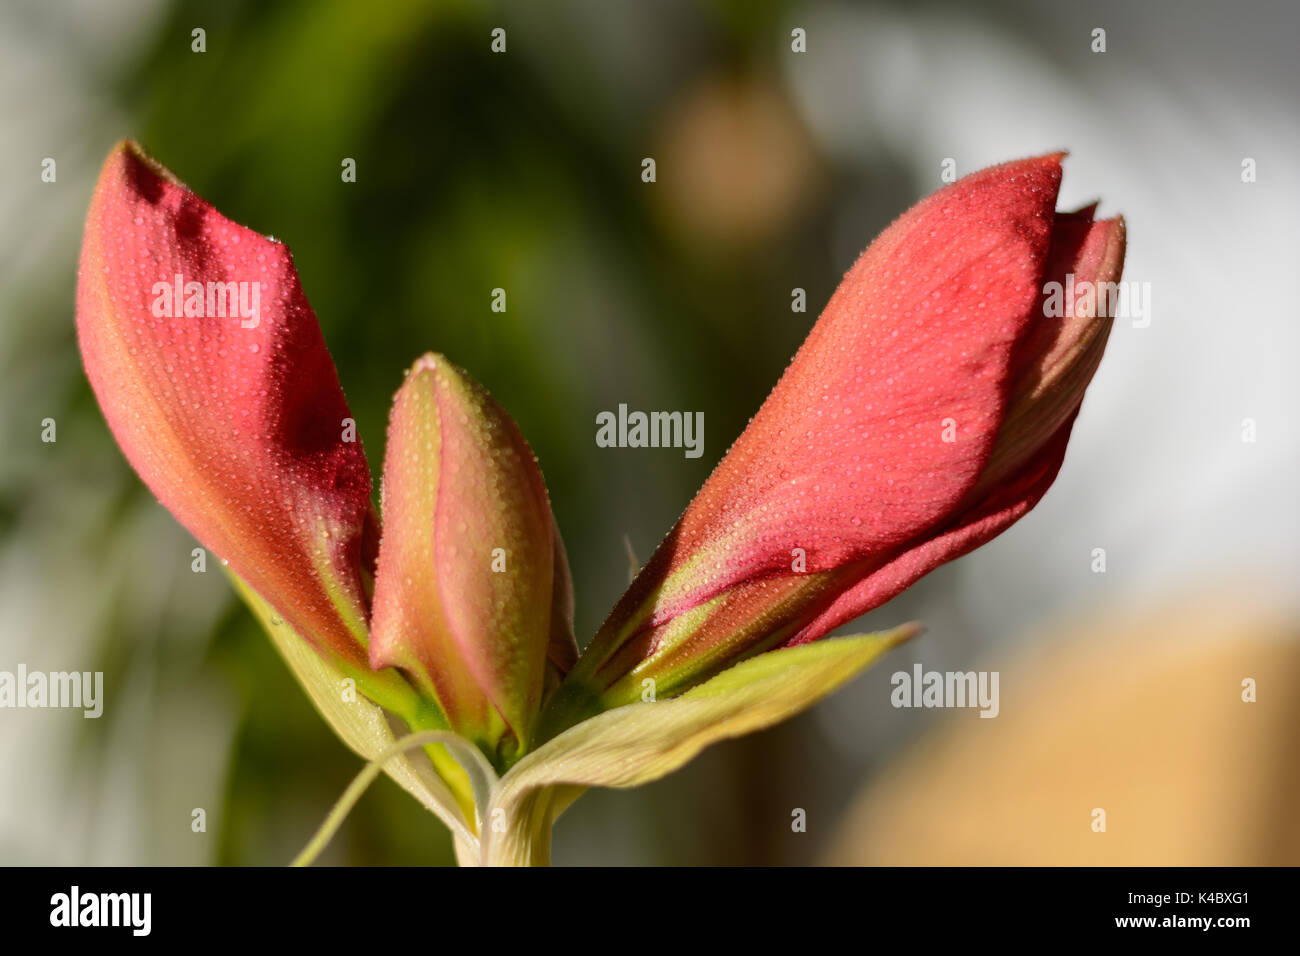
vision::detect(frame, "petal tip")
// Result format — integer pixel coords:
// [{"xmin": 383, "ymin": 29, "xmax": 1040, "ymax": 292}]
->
[
  {"xmin": 408, "ymin": 352, "xmax": 468, "ymax": 388},
  {"xmin": 410, "ymin": 351, "xmax": 443, "ymax": 374},
  {"xmin": 888, "ymin": 621, "xmax": 925, "ymax": 646}
]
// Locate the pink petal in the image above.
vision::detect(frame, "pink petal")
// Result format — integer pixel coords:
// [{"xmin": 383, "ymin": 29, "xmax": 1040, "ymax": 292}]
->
[
  {"xmin": 77, "ymin": 142, "xmax": 374, "ymax": 666},
  {"xmin": 369, "ymin": 354, "xmax": 573, "ymax": 753}
]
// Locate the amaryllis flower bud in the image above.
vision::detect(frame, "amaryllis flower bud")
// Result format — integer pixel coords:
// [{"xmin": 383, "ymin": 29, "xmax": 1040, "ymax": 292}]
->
[
  {"xmin": 548, "ymin": 154, "xmax": 1125, "ymax": 718},
  {"xmin": 369, "ymin": 355, "xmax": 578, "ymax": 759},
  {"xmin": 76, "ymin": 142, "xmax": 390, "ymax": 690}
]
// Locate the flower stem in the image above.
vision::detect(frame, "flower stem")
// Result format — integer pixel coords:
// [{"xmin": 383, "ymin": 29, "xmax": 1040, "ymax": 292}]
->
[{"xmin": 290, "ymin": 730, "xmax": 482, "ymax": 866}]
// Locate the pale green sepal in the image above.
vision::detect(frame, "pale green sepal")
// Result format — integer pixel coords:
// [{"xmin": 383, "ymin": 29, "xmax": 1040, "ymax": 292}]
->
[
  {"xmin": 228, "ymin": 571, "xmax": 477, "ymax": 844},
  {"xmin": 482, "ymin": 623, "xmax": 920, "ymax": 865}
]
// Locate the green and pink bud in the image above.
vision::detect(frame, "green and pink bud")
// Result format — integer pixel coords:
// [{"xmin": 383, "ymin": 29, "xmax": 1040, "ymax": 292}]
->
[{"xmin": 369, "ymin": 354, "xmax": 577, "ymax": 759}]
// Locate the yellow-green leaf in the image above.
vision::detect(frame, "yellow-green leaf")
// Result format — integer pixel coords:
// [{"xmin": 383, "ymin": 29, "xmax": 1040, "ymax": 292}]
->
[
  {"xmin": 483, "ymin": 624, "xmax": 920, "ymax": 864},
  {"xmin": 229, "ymin": 572, "xmax": 478, "ymax": 847}
]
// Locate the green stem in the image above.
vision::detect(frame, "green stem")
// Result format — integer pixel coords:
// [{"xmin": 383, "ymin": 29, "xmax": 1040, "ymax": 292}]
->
[{"xmin": 291, "ymin": 730, "xmax": 483, "ymax": 866}]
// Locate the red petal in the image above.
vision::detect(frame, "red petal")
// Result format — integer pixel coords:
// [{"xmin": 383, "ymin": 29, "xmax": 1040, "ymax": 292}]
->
[
  {"xmin": 665, "ymin": 155, "xmax": 1062, "ymax": 609},
  {"xmin": 77, "ymin": 142, "xmax": 373, "ymax": 666},
  {"xmin": 787, "ymin": 408, "xmax": 1079, "ymax": 646},
  {"xmin": 544, "ymin": 156, "xmax": 1129, "ymax": 719},
  {"xmin": 583, "ymin": 154, "xmax": 1064, "ymax": 671},
  {"xmin": 979, "ymin": 215, "xmax": 1125, "ymax": 494}
]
